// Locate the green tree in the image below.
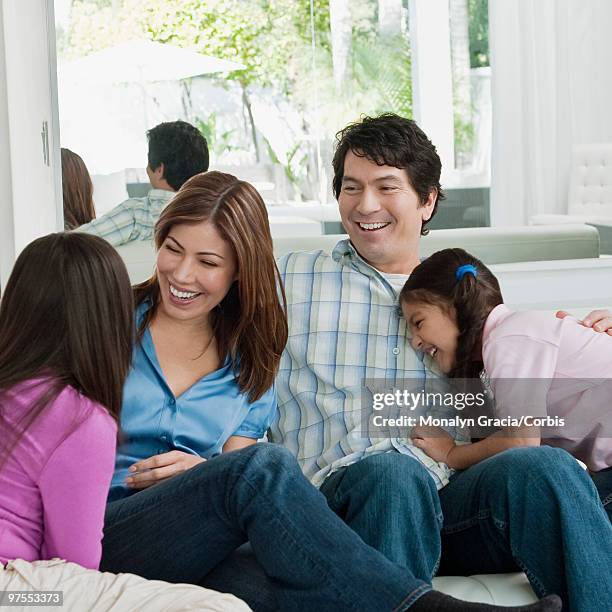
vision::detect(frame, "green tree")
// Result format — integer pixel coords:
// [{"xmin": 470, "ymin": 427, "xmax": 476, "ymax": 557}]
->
[
  {"xmin": 469, "ymin": 0, "xmax": 489, "ymax": 68},
  {"xmin": 63, "ymin": 0, "xmax": 414, "ymax": 195}
]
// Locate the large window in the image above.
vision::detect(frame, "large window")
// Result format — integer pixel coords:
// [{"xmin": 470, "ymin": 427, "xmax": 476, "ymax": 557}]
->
[{"xmin": 55, "ymin": 0, "xmax": 490, "ymax": 227}]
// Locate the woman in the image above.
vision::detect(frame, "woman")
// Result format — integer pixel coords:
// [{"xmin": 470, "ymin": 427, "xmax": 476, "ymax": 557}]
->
[
  {"xmin": 0, "ymin": 232, "xmax": 248, "ymax": 610},
  {"xmin": 61, "ymin": 148, "xmax": 96, "ymax": 229},
  {"xmin": 101, "ymin": 172, "xmax": 560, "ymax": 612}
]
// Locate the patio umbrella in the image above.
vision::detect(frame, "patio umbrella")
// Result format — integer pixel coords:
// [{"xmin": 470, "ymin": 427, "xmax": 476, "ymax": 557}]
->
[
  {"xmin": 58, "ymin": 39, "xmax": 245, "ymax": 166},
  {"xmin": 58, "ymin": 39, "xmax": 244, "ymax": 84}
]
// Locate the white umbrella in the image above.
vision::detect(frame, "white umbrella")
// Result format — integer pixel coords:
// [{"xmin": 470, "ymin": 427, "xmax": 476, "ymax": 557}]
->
[{"xmin": 58, "ymin": 39, "xmax": 244, "ymax": 84}]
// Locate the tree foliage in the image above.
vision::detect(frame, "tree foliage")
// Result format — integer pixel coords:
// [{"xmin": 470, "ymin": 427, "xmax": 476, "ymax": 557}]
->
[
  {"xmin": 61, "ymin": 1, "xmax": 488, "ymax": 187},
  {"xmin": 468, "ymin": 0, "xmax": 489, "ymax": 68}
]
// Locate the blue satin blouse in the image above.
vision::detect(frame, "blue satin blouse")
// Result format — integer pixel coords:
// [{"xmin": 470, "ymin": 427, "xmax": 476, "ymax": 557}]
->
[{"xmin": 108, "ymin": 300, "xmax": 277, "ymax": 501}]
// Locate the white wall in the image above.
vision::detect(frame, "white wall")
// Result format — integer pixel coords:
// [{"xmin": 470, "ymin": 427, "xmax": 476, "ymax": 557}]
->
[
  {"xmin": 0, "ymin": 2, "xmax": 15, "ymax": 288},
  {"xmin": 0, "ymin": 0, "xmax": 62, "ymax": 289}
]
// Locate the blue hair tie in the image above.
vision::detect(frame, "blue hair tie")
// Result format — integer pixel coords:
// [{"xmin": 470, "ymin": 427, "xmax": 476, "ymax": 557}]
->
[{"xmin": 455, "ymin": 264, "xmax": 478, "ymax": 281}]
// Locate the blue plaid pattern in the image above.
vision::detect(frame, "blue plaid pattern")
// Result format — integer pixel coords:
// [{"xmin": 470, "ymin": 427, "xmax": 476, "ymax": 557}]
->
[
  {"xmin": 77, "ymin": 190, "xmax": 174, "ymax": 246},
  {"xmin": 271, "ymin": 239, "xmax": 456, "ymax": 489}
]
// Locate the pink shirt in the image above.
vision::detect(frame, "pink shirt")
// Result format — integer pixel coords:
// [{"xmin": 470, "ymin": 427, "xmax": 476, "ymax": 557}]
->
[
  {"xmin": 482, "ymin": 304, "xmax": 612, "ymax": 471},
  {"xmin": 0, "ymin": 380, "xmax": 116, "ymax": 569}
]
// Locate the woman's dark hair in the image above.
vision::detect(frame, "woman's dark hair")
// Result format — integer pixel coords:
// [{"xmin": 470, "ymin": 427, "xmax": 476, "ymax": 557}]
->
[
  {"xmin": 0, "ymin": 233, "xmax": 134, "ymax": 467},
  {"xmin": 400, "ymin": 248, "xmax": 503, "ymax": 378},
  {"xmin": 332, "ymin": 113, "xmax": 445, "ymax": 235},
  {"xmin": 134, "ymin": 171, "xmax": 288, "ymax": 402},
  {"xmin": 147, "ymin": 120, "xmax": 209, "ymax": 191},
  {"xmin": 61, "ymin": 148, "xmax": 96, "ymax": 229}
]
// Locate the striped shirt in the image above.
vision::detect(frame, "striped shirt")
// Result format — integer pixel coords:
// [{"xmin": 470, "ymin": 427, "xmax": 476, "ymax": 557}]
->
[
  {"xmin": 77, "ymin": 189, "xmax": 174, "ymax": 246},
  {"xmin": 271, "ymin": 239, "xmax": 456, "ymax": 489}
]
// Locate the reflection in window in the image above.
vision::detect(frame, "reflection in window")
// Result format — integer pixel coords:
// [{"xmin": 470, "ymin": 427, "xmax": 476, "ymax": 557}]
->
[{"xmin": 55, "ymin": 0, "xmax": 490, "ymax": 227}]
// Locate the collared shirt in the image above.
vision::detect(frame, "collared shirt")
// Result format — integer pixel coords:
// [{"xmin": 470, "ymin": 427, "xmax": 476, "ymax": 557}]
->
[
  {"xmin": 482, "ymin": 304, "xmax": 612, "ymax": 471},
  {"xmin": 108, "ymin": 300, "xmax": 277, "ymax": 501},
  {"xmin": 270, "ymin": 239, "xmax": 456, "ymax": 489},
  {"xmin": 77, "ymin": 189, "xmax": 175, "ymax": 246}
]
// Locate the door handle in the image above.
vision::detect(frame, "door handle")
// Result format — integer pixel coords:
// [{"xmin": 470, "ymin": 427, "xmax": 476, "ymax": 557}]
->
[{"xmin": 41, "ymin": 120, "xmax": 49, "ymax": 166}]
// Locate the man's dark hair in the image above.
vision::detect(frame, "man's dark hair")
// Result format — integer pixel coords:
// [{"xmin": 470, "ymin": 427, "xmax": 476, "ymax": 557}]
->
[
  {"xmin": 147, "ymin": 120, "xmax": 209, "ymax": 191},
  {"xmin": 332, "ymin": 113, "xmax": 445, "ymax": 235}
]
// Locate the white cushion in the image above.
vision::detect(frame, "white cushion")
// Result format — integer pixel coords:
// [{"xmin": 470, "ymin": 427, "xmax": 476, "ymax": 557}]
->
[
  {"xmin": 433, "ymin": 573, "xmax": 537, "ymax": 604},
  {"xmin": 115, "ymin": 239, "xmax": 156, "ymax": 284},
  {"xmin": 272, "ymin": 224, "xmax": 600, "ymax": 264},
  {"xmin": 91, "ymin": 170, "xmax": 129, "ymax": 215},
  {"xmin": 532, "ymin": 143, "xmax": 612, "ymax": 225},
  {"xmin": 568, "ymin": 143, "xmax": 612, "ymax": 218}
]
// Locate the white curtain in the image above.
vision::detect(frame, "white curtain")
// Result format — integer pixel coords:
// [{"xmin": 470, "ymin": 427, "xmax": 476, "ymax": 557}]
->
[{"xmin": 489, "ymin": 0, "xmax": 612, "ymax": 225}]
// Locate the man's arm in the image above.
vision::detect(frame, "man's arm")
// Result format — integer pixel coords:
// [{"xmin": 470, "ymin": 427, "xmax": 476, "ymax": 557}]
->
[
  {"xmin": 75, "ymin": 200, "xmax": 137, "ymax": 247},
  {"xmin": 556, "ymin": 309, "xmax": 612, "ymax": 335}
]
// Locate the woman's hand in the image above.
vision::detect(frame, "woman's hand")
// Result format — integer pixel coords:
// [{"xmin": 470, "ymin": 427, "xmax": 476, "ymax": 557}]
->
[
  {"xmin": 126, "ymin": 450, "xmax": 206, "ymax": 490},
  {"xmin": 410, "ymin": 425, "xmax": 456, "ymax": 464},
  {"xmin": 556, "ymin": 308, "xmax": 612, "ymax": 335}
]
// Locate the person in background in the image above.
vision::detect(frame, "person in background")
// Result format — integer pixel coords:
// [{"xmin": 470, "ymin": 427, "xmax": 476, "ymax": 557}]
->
[
  {"xmin": 61, "ymin": 148, "xmax": 96, "ymax": 230},
  {"xmin": 0, "ymin": 232, "xmax": 248, "ymax": 610},
  {"xmin": 77, "ymin": 120, "xmax": 209, "ymax": 247}
]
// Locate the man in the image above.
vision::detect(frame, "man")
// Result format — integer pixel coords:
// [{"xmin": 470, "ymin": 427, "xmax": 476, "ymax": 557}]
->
[
  {"xmin": 271, "ymin": 113, "xmax": 612, "ymax": 612},
  {"xmin": 77, "ymin": 120, "xmax": 208, "ymax": 246}
]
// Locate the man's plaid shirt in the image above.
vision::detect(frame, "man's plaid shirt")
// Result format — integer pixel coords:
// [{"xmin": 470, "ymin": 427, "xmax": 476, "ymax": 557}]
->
[
  {"xmin": 77, "ymin": 189, "xmax": 174, "ymax": 246},
  {"xmin": 271, "ymin": 239, "xmax": 456, "ymax": 489}
]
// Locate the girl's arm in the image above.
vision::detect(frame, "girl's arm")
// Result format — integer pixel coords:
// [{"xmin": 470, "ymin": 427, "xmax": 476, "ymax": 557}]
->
[
  {"xmin": 411, "ymin": 425, "xmax": 540, "ymax": 470},
  {"xmin": 38, "ymin": 408, "xmax": 116, "ymax": 569}
]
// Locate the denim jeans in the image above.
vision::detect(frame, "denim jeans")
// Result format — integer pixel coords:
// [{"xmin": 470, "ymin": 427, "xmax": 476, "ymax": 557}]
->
[
  {"xmin": 320, "ymin": 452, "xmax": 443, "ymax": 581},
  {"xmin": 101, "ymin": 444, "xmax": 429, "ymax": 612},
  {"xmin": 591, "ymin": 466, "xmax": 612, "ymax": 522},
  {"xmin": 320, "ymin": 447, "xmax": 612, "ymax": 612}
]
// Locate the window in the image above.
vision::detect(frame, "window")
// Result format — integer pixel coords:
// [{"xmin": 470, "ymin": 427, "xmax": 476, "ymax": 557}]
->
[{"xmin": 55, "ymin": 0, "xmax": 490, "ymax": 228}]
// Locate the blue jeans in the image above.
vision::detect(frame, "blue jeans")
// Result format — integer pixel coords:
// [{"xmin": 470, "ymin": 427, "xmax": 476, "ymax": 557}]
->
[
  {"xmin": 101, "ymin": 444, "xmax": 429, "ymax": 612},
  {"xmin": 591, "ymin": 466, "xmax": 612, "ymax": 522},
  {"xmin": 320, "ymin": 447, "xmax": 612, "ymax": 612},
  {"xmin": 320, "ymin": 452, "xmax": 443, "ymax": 582}
]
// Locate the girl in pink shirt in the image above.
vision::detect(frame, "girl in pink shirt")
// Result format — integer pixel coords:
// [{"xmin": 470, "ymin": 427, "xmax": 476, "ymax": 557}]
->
[
  {"xmin": 399, "ymin": 248, "xmax": 612, "ymax": 522},
  {"xmin": 0, "ymin": 233, "xmax": 248, "ymax": 611}
]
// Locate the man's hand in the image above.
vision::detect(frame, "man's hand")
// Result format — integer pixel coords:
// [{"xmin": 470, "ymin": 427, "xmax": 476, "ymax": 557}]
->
[
  {"xmin": 410, "ymin": 425, "xmax": 456, "ymax": 464},
  {"xmin": 556, "ymin": 308, "xmax": 612, "ymax": 335},
  {"xmin": 126, "ymin": 450, "xmax": 206, "ymax": 490}
]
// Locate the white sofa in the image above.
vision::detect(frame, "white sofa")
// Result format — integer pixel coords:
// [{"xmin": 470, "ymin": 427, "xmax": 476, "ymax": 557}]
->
[
  {"xmin": 273, "ymin": 224, "xmax": 600, "ymax": 263},
  {"xmin": 116, "ymin": 223, "xmax": 601, "ymax": 286},
  {"xmin": 115, "ymin": 224, "xmax": 611, "ymax": 605}
]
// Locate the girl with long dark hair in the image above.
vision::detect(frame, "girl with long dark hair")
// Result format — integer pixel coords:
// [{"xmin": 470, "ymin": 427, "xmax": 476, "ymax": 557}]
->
[
  {"xmin": 0, "ymin": 233, "xmax": 250, "ymax": 609},
  {"xmin": 400, "ymin": 248, "xmax": 612, "ymax": 524}
]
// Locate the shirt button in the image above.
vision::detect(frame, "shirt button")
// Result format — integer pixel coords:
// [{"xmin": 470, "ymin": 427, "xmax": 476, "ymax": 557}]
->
[
  {"xmin": 161, "ymin": 435, "xmax": 168, "ymax": 442},
  {"xmin": 392, "ymin": 347, "xmax": 400, "ymax": 355},
  {"xmin": 169, "ymin": 398, "xmax": 176, "ymax": 406}
]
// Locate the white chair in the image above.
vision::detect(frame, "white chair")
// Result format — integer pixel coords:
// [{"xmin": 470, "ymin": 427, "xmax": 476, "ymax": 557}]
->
[
  {"xmin": 531, "ymin": 143, "xmax": 612, "ymax": 225},
  {"xmin": 91, "ymin": 170, "xmax": 129, "ymax": 215},
  {"xmin": 268, "ymin": 216, "xmax": 322, "ymax": 238},
  {"xmin": 115, "ymin": 240, "xmax": 156, "ymax": 284}
]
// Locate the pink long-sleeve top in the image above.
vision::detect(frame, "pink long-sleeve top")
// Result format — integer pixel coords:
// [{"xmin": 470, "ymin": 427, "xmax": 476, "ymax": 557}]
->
[
  {"xmin": 0, "ymin": 380, "xmax": 116, "ymax": 569},
  {"xmin": 482, "ymin": 305, "xmax": 612, "ymax": 472}
]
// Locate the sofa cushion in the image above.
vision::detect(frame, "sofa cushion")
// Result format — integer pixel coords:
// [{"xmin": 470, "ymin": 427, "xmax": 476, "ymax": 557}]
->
[{"xmin": 433, "ymin": 573, "xmax": 537, "ymax": 605}]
